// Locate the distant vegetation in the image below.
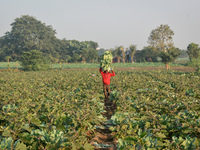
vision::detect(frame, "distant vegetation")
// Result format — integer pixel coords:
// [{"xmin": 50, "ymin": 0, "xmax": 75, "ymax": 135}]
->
[
  {"xmin": 0, "ymin": 15, "xmax": 199, "ymax": 71},
  {"xmin": 0, "ymin": 58, "xmax": 188, "ymax": 70}
]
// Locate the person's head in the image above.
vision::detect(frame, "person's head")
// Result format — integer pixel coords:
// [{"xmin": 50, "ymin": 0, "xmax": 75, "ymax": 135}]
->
[{"xmin": 104, "ymin": 70, "xmax": 108, "ymax": 73}]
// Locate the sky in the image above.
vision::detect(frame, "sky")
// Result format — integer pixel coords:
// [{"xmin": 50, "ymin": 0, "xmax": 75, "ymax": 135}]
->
[{"xmin": 0, "ymin": 0, "xmax": 200, "ymax": 50}]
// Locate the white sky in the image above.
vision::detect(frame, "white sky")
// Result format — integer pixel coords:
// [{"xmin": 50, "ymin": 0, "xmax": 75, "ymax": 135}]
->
[{"xmin": 0, "ymin": 0, "xmax": 200, "ymax": 50}]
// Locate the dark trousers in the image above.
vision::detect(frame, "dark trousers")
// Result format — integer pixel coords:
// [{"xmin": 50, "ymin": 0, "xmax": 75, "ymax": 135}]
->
[{"xmin": 103, "ymin": 84, "xmax": 110, "ymax": 99}]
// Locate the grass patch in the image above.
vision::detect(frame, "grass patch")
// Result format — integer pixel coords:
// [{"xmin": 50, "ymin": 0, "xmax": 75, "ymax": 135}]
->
[{"xmin": 0, "ymin": 60, "xmax": 188, "ymax": 70}]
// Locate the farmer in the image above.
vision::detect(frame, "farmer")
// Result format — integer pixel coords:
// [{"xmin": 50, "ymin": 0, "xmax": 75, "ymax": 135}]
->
[{"xmin": 99, "ymin": 67, "xmax": 115, "ymax": 99}]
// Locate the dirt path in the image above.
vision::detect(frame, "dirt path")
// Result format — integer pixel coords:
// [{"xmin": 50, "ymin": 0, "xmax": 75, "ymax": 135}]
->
[{"xmin": 90, "ymin": 98, "xmax": 117, "ymax": 150}]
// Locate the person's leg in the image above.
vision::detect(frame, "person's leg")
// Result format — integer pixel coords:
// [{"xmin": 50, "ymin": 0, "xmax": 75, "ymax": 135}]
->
[
  {"xmin": 103, "ymin": 84, "xmax": 107, "ymax": 99},
  {"xmin": 107, "ymin": 85, "xmax": 111, "ymax": 99}
]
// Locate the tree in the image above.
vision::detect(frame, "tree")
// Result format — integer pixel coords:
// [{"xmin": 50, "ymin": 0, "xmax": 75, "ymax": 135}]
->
[
  {"xmin": 1, "ymin": 15, "xmax": 58, "ymax": 61},
  {"xmin": 160, "ymin": 47, "xmax": 181, "ymax": 69},
  {"xmin": 140, "ymin": 46, "xmax": 158, "ymax": 62},
  {"xmin": 148, "ymin": 24, "xmax": 174, "ymax": 52},
  {"xmin": 84, "ymin": 41, "xmax": 99, "ymax": 50},
  {"xmin": 179, "ymin": 50, "xmax": 189, "ymax": 58},
  {"xmin": 5, "ymin": 56, "xmax": 12, "ymax": 69},
  {"xmin": 5, "ymin": 56, "xmax": 12, "ymax": 63},
  {"xmin": 20, "ymin": 50, "xmax": 50, "ymax": 71},
  {"xmin": 87, "ymin": 48, "xmax": 98, "ymax": 63},
  {"xmin": 65, "ymin": 55, "xmax": 72, "ymax": 63},
  {"xmin": 97, "ymin": 48, "xmax": 106, "ymax": 56},
  {"xmin": 0, "ymin": 37, "xmax": 6, "ymax": 61},
  {"xmin": 121, "ymin": 48, "xmax": 126, "ymax": 63},
  {"xmin": 115, "ymin": 46, "xmax": 123, "ymax": 63},
  {"xmin": 187, "ymin": 43, "xmax": 200, "ymax": 61},
  {"xmin": 129, "ymin": 45, "xmax": 136, "ymax": 63},
  {"xmin": 72, "ymin": 53, "xmax": 80, "ymax": 63},
  {"xmin": 80, "ymin": 49, "xmax": 88, "ymax": 63},
  {"xmin": 148, "ymin": 24, "xmax": 179, "ymax": 69}
]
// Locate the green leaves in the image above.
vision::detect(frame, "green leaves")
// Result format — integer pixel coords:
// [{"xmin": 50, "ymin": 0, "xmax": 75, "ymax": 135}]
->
[
  {"xmin": 20, "ymin": 50, "xmax": 50, "ymax": 71},
  {"xmin": 31, "ymin": 117, "xmax": 42, "ymax": 126},
  {"xmin": 2, "ymin": 128, "xmax": 11, "ymax": 137},
  {"xmin": 156, "ymin": 132, "xmax": 166, "ymax": 139},
  {"xmin": 111, "ymin": 70, "xmax": 200, "ymax": 149},
  {"xmin": 0, "ymin": 137, "xmax": 27, "ymax": 150},
  {"xmin": 15, "ymin": 142, "xmax": 27, "ymax": 150},
  {"xmin": 1, "ymin": 68, "xmax": 200, "ymax": 150},
  {"xmin": 100, "ymin": 51, "xmax": 113, "ymax": 71},
  {"xmin": 0, "ymin": 70, "xmax": 107, "ymax": 149}
]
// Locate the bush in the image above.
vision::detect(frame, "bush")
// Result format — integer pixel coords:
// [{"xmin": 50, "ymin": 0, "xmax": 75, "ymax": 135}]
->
[
  {"xmin": 187, "ymin": 58, "xmax": 200, "ymax": 67},
  {"xmin": 20, "ymin": 50, "xmax": 50, "ymax": 71},
  {"xmin": 187, "ymin": 58, "xmax": 200, "ymax": 73}
]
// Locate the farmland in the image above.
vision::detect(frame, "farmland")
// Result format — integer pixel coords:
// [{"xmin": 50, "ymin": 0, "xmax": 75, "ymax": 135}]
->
[{"xmin": 0, "ymin": 68, "xmax": 200, "ymax": 149}]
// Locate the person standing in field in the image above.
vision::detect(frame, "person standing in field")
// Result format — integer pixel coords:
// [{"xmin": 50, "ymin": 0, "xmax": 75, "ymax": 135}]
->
[{"xmin": 99, "ymin": 68, "xmax": 115, "ymax": 99}]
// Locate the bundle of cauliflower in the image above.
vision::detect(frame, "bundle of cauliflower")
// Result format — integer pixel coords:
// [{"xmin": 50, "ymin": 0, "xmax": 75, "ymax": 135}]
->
[{"xmin": 100, "ymin": 51, "xmax": 113, "ymax": 71}]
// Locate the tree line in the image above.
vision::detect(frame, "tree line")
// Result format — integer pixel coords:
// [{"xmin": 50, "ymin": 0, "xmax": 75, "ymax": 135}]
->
[
  {"xmin": 105, "ymin": 24, "xmax": 200, "ymax": 69},
  {"xmin": 0, "ymin": 15, "xmax": 99, "ymax": 64},
  {"xmin": 0, "ymin": 15, "xmax": 199, "ymax": 70}
]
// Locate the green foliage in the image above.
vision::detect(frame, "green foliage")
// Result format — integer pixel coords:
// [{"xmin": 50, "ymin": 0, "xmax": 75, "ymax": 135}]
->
[
  {"xmin": 0, "ymin": 61, "xmax": 187, "ymax": 70},
  {"xmin": 187, "ymin": 43, "xmax": 200, "ymax": 61},
  {"xmin": 1, "ymin": 69, "xmax": 200, "ymax": 149},
  {"xmin": 187, "ymin": 56, "xmax": 200, "ymax": 74},
  {"xmin": 65, "ymin": 55, "xmax": 72, "ymax": 63},
  {"xmin": 72, "ymin": 53, "xmax": 80, "ymax": 63},
  {"xmin": 129, "ymin": 44, "xmax": 137, "ymax": 62},
  {"xmin": 100, "ymin": 51, "xmax": 113, "ymax": 71},
  {"xmin": 187, "ymin": 57, "xmax": 200, "ymax": 67},
  {"xmin": 0, "ymin": 70, "xmax": 104, "ymax": 149},
  {"xmin": 135, "ymin": 46, "xmax": 159, "ymax": 62},
  {"xmin": 0, "ymin": 16, "xmax": 99, "ymax": 63},
  {"xmin": 87, "ymin": 48, "xmax": 98, "ymax": 63},
  {"xmin": 1, "ymin": 15, "xmax": 58, "ymax": 61},
  {"xmin": 148, "ymin": 24, "xmax": 174, "ymax": 52},
  {"xmin": 0, "ymin": 137, "xmax": 27, "ymax": 150},
  {"xmin": 160, "ymin": 47, "xmax": 181, "ymax": 63},
  {"xmin": 114, "ymin": 46, "xmax": 124, "ymax": 63},
  {"xmin": 20, "ymin": 50, "xmax": 50, "ymax": 71},
  {"xmin": 97, "ymin": 48, "xmax": 106, "ymax": 56},
  {"xmin": 27, "ymin": 129, "xmax": 66, "ymax": 149},
  {"xmin": 186, "ymin": 43, "xmax": 200, "ymax": 73},
  {"xmin": 109, "ymin": 70, "xmax": 200, "ymax": 149}
]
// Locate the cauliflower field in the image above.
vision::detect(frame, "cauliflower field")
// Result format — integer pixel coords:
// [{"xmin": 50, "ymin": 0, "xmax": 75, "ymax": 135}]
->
[{"xmin": 0, "ymin": 69, "xmax": 200, "ymax": 149}]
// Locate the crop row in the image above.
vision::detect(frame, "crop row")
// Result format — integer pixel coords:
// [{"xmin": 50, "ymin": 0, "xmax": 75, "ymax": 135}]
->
[
  {"xmin": 109, "ymin": 70, "xmax": 200, "ymax": 149},
  {"xmin": 0, "ymin": 69, "xmax": 200, "ymax": 149},
  {"xmin": 0, "ymin": 70, "xmax": 106, "ymax": 149}
]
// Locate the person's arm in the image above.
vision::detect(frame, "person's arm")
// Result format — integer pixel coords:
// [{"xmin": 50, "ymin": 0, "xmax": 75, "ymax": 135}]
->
[
  {"xmin": 99, "ymin": 68, "xmax": 103, "ymax": 75},
  {"xmin": 111, "ymin": 70, "xmax": 115, "ymax": 76}
]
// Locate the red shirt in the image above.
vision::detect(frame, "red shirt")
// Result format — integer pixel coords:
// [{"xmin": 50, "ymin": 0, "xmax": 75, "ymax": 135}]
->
[{"xmin": 99, "ymin": 68, "xmax": 115, "ymax": 85}]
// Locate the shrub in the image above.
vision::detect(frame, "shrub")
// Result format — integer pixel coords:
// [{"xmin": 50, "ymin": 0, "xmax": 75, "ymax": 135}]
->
[
  {"xmin": 20, "ymin": 50, "xmax": 50, "ymax": 71},
  {"xmin": 187, "ymin": 58, "xmax": 200, "ymax": 67}
]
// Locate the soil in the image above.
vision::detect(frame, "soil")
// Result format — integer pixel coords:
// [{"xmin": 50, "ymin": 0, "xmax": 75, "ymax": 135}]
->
[{"xmin": 90, "ymin": 98, "xmax": 118, "ymax": 150}]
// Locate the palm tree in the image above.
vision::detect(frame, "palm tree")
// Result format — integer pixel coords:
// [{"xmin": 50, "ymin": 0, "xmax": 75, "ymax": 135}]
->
[
  {"xmin": 122, "ymin": 48, "xmax": 126, "ymax": 63},
  {"xmin": 5, "ymin": 56, "xmax": 12, "ymax": 69},
  {"xmin": 129, "ymin": 44, "xmax": 136, "ymax": 63},
  {"xmin": 115, "ymin": 46, "xmax": 123, "ymax": 63}
]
